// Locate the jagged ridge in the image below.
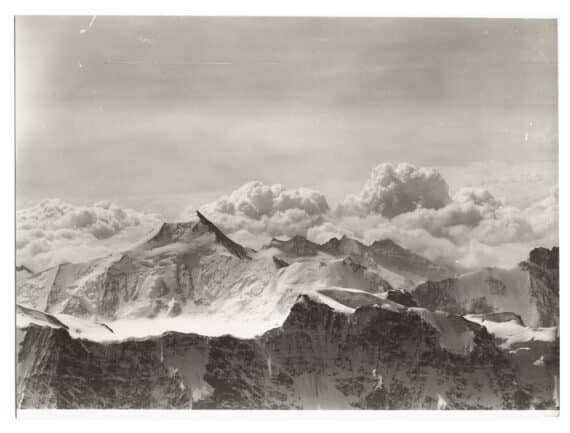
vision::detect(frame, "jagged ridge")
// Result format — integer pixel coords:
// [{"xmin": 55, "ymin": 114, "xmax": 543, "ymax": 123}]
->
[
  {"xmin": 268, "ymin": 233, "xmax": 453, "ymax": 283},
  {"xmin": 196, "ymin": 211, "xmax": 251, "ymax": 259},
  {"xmin": 143, "ymin": 211, "xmax": 251, "ymax": 260},
  {"xmin": 413, "ymin": 247, "xmax": 559, "ymax": 328},
  {"xmin": 17, "ymin": 292, "xmax": 535, "ymax": 410}
]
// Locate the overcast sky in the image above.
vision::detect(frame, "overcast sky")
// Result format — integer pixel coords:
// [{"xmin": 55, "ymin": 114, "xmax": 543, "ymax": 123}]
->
[{"xmin": 16, "ymin": 17, "xmax": 557, "ymax": 216}]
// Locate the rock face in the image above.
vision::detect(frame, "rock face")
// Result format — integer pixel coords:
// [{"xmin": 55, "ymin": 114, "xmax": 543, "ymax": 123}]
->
[
  {"xmin": 269, "ymin": 236, "xmax": 321, "ymax": 257},
  {"xmin": 528, "ymin": 247, "xmax": 559, "ymax": 270},
  {"xmin": 413, "ymin": 247, "xmax": 559, "ymax": 328},
  {"xmin": 411, "ymin": 246, "xmax": 560, "ymax": 410},
  {"xmin": 386, "ymin": 290, "xmax": 418, "ymax": 307},
  {"xmin": 520, "ymin": 247, "xmax": 559, "ymax": 327},
  {"xmin": 273, "ymin": 256, "xmax": 290, "ymax": 269},
  {"xmin": 17, "ymin": 293, "xmax": 532, "ymax": 410},
  {"xmin": 17, "ymin": 325, "xmax": 193, "ymax": 409},
  {"xmin": 196, "ymin": 211, "xmax": 252, "ymax": 259},
  {"xmin": 464, "ymin": 313, "xmax": 559, "ymax": 409}
]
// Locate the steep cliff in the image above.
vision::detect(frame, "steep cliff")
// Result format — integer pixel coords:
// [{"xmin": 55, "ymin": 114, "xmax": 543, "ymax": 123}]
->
[
  {"xmin": 413, "ymin": 247, "xmax": 559, "ymax": 328},
  {"xmin": 17, "ymin": 292, "xmax": 538, "ymax": 410},
  {"xmin": 520, "ymin": 247, "xmax": 559, "ymax": 327}
]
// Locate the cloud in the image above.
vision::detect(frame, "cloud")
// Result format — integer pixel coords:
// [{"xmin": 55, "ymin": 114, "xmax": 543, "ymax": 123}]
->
[
  {"xmin": 383, "ymin": 188, "xmax": 550, "ymax": 268},
  {"xmin": 16, "ymin": 199, "xmax": 161, "ymax": 271},
  {"xmin": 18, "ymin": 162, "xmax": 557, "ymax": 273},
  {"xmin": 392, "ymin": 187, "xmax": 539, "ymax": 246},
  {"xmin": 307, "ymin": 214, "xmax": 463, "ymax": 268},
  {"xmin": 320, "ymin": 185, "xmax": 556, "ymax": 269},
  {"xmin": 336, "ymin": 163, "xmax": 451, "ymax": 218},
  {"xmin": 202, "ymin": 181, "xmax": 329, "ymax": 219},
  {"xmin": 522, "ymin": 187, "xmax": 559, "ymax": 239},
  {"xmin": 192, "ymin": 165, "xmax": 557, "ymax": 270},
  {"xmin": 181, "ymin": 181, "xmax": 330, "ymax": 247},
  {"xmin": 439, "ymin": 160, "xmax": 558, "ymax": 209}
]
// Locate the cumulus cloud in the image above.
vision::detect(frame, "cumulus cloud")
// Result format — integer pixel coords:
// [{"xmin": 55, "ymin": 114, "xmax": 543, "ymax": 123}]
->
[
  {"xmin": 191, "ymin": 165, "xmax": 557, "ymax": 270},
  {"xmin": 384, "ymin": 187, "xmax": 552, "ymax": 268},
  {"xmin": 522, "ymin": 187, "xmax": 559, "ymax": 239},
  {"xmin": 202, "ymin": 181, "xmax": 329, "ymax": 218},
  {"xmin": 311, "ymin": 184, "xmax": 557, "ymax": 269},
  {"xmin": 393, "ymin": 187, "xmax": 542, "ymax": 245},
  {"xmin": 20, "ymin": 162, "xmax": 557, "ymax": 273},
  {"xmin": 16, "ymin": 199, "xmax": 161, "ymax": 271},
  {"xmin": 181, "ymin": 181, "xmax": 330, "ymax": 248},
  {"xmin": 337, "ymin": 163, "xmax": 451, "ymax": 218}
]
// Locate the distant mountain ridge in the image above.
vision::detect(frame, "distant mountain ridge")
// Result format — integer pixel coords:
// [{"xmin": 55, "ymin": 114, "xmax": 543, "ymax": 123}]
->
[
  {"xmin": 413, "ymin": 247, "xmax": 559, "ymax": 328},
  {"xmin": 268, "ymin": 233, "xmax": 454, "ymax": 284},
  {"xmin": 17, "ymin": 211, "xmax": 454, "ymax": 323}
]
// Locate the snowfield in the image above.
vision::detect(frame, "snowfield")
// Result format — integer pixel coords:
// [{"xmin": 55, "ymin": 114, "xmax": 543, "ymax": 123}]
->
[{"xmin": 465, "ymin": 314, "xmax": 557, "ymax": 349}]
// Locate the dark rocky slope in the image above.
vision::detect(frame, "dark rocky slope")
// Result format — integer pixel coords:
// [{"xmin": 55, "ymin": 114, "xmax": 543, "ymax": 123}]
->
[
  {"xmin": 17, "ymin": 294, "xmax": 538, "ymax": 410},
  {"xmin": 521, "ymin": 247, "xmax": 559, "ymax": 327},
  {"xmin": 413, "ymin": 247, "xmax": 559, "ymax": 328}
]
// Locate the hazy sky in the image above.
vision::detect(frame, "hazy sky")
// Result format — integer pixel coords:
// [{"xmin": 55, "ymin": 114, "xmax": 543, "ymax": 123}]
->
[{"xmin": 16, "ymin": 17, "xmax": 557, "ymax": 215}]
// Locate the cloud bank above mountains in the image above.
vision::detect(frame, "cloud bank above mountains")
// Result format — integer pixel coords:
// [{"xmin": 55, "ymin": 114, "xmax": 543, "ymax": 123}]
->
[
  {"xmin": 17, "ymin": 163, "xmax": 558, "ymax": 272},
  {"xmin": 194, "ymin": 163, "xmax": 558, "ymax": 269},
  {"xmin": 16, "ymin": 199, "xmax": 160, "ymax": 270},
  {"xmin": 181, "ymin": 181, "xmax": 331, "ymax": 246}
]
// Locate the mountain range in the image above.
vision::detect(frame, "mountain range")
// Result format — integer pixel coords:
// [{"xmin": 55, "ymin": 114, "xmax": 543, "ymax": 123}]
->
[{"xmin": 16, "ymin": 211, "xmax": 559, "ymax": 409}]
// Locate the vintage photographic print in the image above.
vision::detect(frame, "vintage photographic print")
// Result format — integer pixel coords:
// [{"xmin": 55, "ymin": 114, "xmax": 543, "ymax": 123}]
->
[{"xmin": 15, "ymin": 16, "xmax": 558, "ymax": 411}]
